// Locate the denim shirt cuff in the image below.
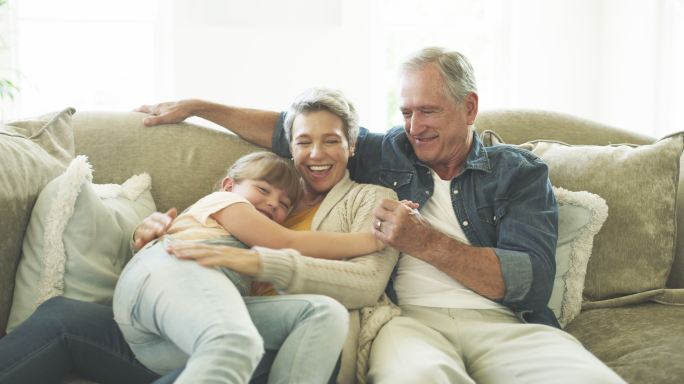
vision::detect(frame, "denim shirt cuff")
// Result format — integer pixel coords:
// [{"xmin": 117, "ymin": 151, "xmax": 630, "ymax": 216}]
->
[
  {"xmin": 271, "ymin": 111, "xmax": 292, "ymax": 158},
  {"xmin": 494, "ymin": 248, "xmax": 533, "ymax": 303}
]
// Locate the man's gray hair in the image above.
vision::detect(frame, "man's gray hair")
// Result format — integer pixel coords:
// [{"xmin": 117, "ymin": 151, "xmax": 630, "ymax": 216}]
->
[
  {"xmin": 283, "ymin": 88, "xmax": 359, "ymax": 147},
  {"xmin": 400, "ymin": 47, "xmax": 478, "ymax": 103}
]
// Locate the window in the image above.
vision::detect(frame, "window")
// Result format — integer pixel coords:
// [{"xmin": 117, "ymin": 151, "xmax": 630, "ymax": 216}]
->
[
  {"xmin": 7, "ymin": 0, "xmax": 158, "ymax": 120},
  {"xmin": 4, "ymin": 0, "xmax": 683, "ymax": 136}
]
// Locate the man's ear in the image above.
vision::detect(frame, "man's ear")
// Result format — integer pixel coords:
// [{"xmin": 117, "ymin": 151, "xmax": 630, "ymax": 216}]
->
[
  {"xmin": 221, "ymin": 177, "xmax": 234, "ymax": 192},
  {"xmin": 465, "ymin": 92, "xmax": 479, "ymax": 125}
]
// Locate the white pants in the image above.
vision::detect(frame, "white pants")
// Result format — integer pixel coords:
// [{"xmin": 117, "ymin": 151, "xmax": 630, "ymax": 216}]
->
[{"xmin": 367, "ymin": 305, "xmax": 626, "ymax": 384}]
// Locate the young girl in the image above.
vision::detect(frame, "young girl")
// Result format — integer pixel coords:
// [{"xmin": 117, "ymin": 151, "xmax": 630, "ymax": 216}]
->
[{"xmin": 112, "ymin": 151, "xmax": 382, "ymax": 384}]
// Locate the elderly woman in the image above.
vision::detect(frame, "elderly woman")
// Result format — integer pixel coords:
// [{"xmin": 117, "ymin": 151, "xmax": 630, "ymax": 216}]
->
[{"xmin": 0, "ymin": 88, "xmax": 398, "ymax": 384}]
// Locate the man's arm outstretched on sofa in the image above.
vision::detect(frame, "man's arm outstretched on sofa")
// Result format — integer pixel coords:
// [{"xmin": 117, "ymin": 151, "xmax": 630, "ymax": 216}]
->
[{"xmin": 136, "ymin": 99, "xmax": 278, "ymax": 149}]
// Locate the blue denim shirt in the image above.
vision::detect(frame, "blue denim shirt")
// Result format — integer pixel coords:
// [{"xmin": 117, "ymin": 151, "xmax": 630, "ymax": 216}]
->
[{"xmin": 273, "ymin": 114, "xmax": 560, "ymax": 327}]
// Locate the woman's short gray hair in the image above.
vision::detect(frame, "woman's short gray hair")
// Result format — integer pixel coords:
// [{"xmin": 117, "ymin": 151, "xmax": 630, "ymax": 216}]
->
[
  {"xmin": 400, "ymin": 47, "xmax": 478, "ymax": 103},
  {"xmin": 283, "ymin": 88, "xmax": 359, "ymax": 147}
]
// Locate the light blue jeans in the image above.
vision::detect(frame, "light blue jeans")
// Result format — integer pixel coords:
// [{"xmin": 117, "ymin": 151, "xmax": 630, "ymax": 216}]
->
[{"xmin": 113, "ymin": 241, "xmax": 349, "ymax": 384}]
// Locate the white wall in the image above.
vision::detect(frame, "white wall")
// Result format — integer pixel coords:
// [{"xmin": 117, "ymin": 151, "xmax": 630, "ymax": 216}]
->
[
  {"xmin": 167, "ymin": 0, "xmax": 376, "ymax": 127},
  {"xmin": 5, "ymin": 0, "xmax": 684, "ymax": 136}
]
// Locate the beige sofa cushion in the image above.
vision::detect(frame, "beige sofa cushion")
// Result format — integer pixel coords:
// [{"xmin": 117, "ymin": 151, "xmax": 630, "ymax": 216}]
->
[
  {"xmin": 521, "ymin": 134, "xmax": 683, "ymax": 301},
  {"xmin": 72, "ymin": 111, "xmax": 262, "ymax": 213},
  {"xmin": 566, "ymin": 303, "xmax": 684, "ymax": 384},
  {"xmin": 0, "ymin": 108, "xmax": 75, "ymax": 334}
]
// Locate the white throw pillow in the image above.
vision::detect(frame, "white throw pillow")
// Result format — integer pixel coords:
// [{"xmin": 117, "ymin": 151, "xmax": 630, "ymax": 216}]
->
[
  {"xmin": 551, "ymin": 187, "xmax": 608, "ymax": 327},
  {"xmin": 6, "ymin": 155, "xmax": 155, "ymax": 332}
]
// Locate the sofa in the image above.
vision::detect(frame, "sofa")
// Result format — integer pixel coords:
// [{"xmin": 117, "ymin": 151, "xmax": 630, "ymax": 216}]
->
[{"xmin": 1, "ymin": 108, "xmax": 683, "ymax": 384}]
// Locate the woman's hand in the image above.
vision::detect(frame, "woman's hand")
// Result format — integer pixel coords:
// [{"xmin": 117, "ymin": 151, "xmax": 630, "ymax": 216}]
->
[
  {"xmin": 166, "ymin": 240, "xmax": 262, "ymax": 276},
  {"xmin": 133, "ymin": 208, "xmax": 177, "ymax": 251},
  {"xmin": 373, "ymin": 198, "xmax": 431, "ymax": 256}
]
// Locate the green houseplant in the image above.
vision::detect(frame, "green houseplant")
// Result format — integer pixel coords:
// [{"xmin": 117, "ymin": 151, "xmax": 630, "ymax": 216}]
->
[{"xmin": 0, "ymin": 0, "xmax": 18, "ymax": 101}]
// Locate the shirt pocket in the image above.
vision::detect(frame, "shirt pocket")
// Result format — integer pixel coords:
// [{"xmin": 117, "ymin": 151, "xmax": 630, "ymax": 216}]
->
[
  {"xmin": 379, "ymin": 170, "xmax": 413, "ymax": 191},
  {"xmin": 477, "ymin": 204, "xmax": 507, "ymax": 227}
]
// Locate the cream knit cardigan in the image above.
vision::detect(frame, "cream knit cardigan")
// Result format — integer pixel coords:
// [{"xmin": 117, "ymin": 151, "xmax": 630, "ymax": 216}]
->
[{"xmin": 255, "ymin": 172, "xmax": 400, "ymax": 384}]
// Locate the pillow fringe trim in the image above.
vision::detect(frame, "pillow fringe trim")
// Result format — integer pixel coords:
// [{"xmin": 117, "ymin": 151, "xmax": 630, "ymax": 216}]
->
[
  {"xmin": 91, "ymin": 173, "xmax": 151, "ymax": 200},
  {"xmin": 35, "ymin": 155, "xmax": 92, "ymax": 308},
  {"xmin": 554, "ymin": 186, "xmax": 609, "ymax": 327}
]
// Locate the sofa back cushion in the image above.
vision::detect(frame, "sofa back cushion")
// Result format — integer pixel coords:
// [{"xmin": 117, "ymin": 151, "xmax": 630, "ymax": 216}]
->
[
  {"xmin": 0, "ymin": 108, "xmax": 75, "ymax": 335},
  {"xmin": 475, "ymin": 109, "xmax": 655, "ymax": 146},
  {"xmin": 68, "ymin": 110, "xmax": 684, "ymax": 295},
  {"xmin": 71, "ymin": 111, "xmax": 262, "ymax": 213}
]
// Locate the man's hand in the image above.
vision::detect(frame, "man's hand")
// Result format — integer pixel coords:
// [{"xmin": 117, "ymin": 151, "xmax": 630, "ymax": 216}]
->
[
  {"xmin": 133, "ymin": 208, "xmax": 177, "ymax": 251},
  {"xmin": 135, "ymin": 100, "xmax": 198, "ymax": 126},
  {"xmin": 372, "ymin": 198, "xmax": 432, "ymax": 256},
  {"xmin": 373, "ymin": 198, "xmax": 505, "ymax": 299}
]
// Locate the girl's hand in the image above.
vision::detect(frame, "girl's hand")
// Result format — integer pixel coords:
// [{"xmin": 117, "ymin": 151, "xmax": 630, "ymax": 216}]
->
[
  {"xmin": 166, "ymin": 240, "xmax": 262, "ymax": 276},
  {"xmin": 399, "ymin": 199, "xmax": 419, "ymax": 211},
  {"xmin": 133, "ymin": 208, "xmax": 177, "ymax": 250}
]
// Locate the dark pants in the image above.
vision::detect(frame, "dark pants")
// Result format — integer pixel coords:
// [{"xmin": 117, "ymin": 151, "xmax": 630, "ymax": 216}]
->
[{"xmin": 0, "ymin": 297, "xmax": 281, "ymax": 384}]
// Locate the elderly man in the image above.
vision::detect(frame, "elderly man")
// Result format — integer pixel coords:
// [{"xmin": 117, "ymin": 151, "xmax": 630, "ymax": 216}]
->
[{"xmin": 137, "ymin": 47, "xmax": 625, "ymax": 384}]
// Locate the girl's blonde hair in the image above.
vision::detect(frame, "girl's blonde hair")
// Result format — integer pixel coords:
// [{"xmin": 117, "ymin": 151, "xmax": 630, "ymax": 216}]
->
[{"xmin": 220, "ymin": 151, "xmax": 302, "ymax": 206}]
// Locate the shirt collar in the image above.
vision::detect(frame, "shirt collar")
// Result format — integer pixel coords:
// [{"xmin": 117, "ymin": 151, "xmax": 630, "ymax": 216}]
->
[{"xmin": 463, "ymin": 131, "xmax": 492, "ymax": 174}]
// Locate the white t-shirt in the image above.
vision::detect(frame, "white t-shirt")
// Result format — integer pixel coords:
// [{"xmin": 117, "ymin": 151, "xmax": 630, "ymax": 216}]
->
[{"xmin": 394, "ymin": 169, "xmax": 507, "ymax": 310}]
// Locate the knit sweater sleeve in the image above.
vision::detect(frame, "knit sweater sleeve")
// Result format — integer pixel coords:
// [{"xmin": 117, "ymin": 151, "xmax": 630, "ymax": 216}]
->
[{"xmin": 253, "ymin": 185, "xmax": 399, "ymax": 309}]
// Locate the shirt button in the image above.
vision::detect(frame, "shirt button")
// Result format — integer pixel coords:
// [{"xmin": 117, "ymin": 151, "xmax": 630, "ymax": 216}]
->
[
  {"xmin": 462, "ymin": 220, "xmax": 469, "ymax": 227},
  {"xmin": 453, "ymin": 189, "xmax": 459, "ymax": 194},
  {"xmin": 425, "ymin": 190, "xmax": 429, "ymax": 195},
  {"xmin": 393, "ymin": 181, "xmax": 397, "ymax": 187},
  {"xmin": 493, "ymin": 216, "xmax": 497, "ymax": 221}
]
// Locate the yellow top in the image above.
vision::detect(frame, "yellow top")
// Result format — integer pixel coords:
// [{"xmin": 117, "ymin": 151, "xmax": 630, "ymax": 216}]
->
[
  {"xmin": 283, "ymin": 202, "xmax": 321, "ymax": 231},
  {"xmin": 250, "ymin": 202, "xmax": 322, "ymax": 296}
]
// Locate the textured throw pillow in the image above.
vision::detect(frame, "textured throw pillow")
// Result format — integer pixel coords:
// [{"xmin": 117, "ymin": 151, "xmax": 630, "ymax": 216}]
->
[
  {"xmin": 551, "ymin": 187, "xmax": 608, "ymax": 327},
  {"xmin": 482, "ymin": 130, "xmax": 683, "ymax": 302},
  {"xmin": 522, "ymin": 135, "xmax": 683, "ymax": 302},
  {"xmin": 0, "ymin": 107, "xmax": 75, "ymax": 334},
  {"xmin": 6, "ymin": 156, "xmax": 156, "ymax": 332}
]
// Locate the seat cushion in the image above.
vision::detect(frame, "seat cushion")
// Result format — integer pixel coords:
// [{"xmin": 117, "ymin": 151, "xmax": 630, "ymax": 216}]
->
[{"xmin": 566, "ymin": 303, "xmax": 684, "ymax": 384}]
